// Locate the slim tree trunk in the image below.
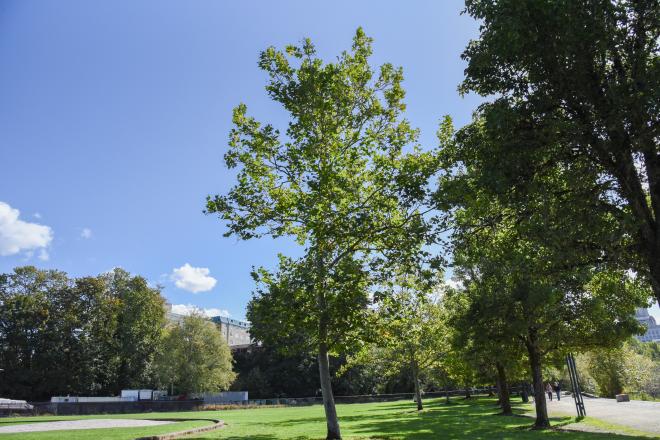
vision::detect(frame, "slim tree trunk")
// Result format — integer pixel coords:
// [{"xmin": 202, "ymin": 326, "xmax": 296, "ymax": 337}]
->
[
  {"xmin": 412, "ymin": 361, "xmax": 423, "ymax": 411},
  {"xmin": 496, "ymin": 362, "xmax": 512, "ymax": 416},
  {"xmin": 318, "ymin": 343, "xmax": 341, "ymax": 439},
  {"xmin": 464, "ymin": 383, "xmax": 471, "ymax": 399},
  {"xmin": 525, "ymin": 331, "xmax": 549, "ymax": 429}
]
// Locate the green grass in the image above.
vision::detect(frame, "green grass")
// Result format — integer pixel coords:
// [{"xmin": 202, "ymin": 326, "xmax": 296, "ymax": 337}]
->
[{"xmin": 0, "ymin": 398, "xmax": 657, "ymax": 439}]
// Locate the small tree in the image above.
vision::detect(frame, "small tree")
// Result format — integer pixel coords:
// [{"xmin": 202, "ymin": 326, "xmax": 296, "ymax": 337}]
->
[
  {"xmin": 587, "ymin": 343, "xmax": 655, "ymax": 397},
  {"xmin": 207, "ymin": 29, "xmax": 436, "ymax": 439},
  {"xmin": 444, "ymin": 282, "xmax": 527, "ymax": 416},
  {"xmin": 155, "ymin": 314, "xmax": 235, "ymax": 395},
  {"xmin": 345, "ymin": 280, "xmax": 448, "ymax": 411}
]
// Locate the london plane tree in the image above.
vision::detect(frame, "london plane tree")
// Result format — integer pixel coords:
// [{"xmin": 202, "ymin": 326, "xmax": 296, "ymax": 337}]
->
[{"xmin": 206, "ymin": 29, "xmax": 436, "ymax": 439}]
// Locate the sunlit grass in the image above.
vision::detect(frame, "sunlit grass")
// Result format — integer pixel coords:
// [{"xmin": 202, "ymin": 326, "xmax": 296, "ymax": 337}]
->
[{"xmin": 1, "ymin": 397, "xmax": 656, "ymax": 439}]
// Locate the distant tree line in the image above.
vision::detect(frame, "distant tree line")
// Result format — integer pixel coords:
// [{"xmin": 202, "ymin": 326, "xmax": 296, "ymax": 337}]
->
[
  {"xmin": 0, "ymin": 266, "xmax": 234, "ymax": 401},
  {"xmin": 230, "ymin": 345, "xmax": 418, "ymax": 400}
]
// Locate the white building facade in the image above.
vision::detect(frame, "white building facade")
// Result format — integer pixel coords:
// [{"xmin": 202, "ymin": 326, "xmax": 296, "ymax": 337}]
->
[{"xmin": 635, "ymin": 308, "xmax": 660, "ymax": 342}]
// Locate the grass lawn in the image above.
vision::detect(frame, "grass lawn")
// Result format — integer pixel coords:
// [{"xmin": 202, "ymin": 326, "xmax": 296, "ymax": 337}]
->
[{"xmin": 0, "ymin": 398, "xmax": 656, "ymax": 439}]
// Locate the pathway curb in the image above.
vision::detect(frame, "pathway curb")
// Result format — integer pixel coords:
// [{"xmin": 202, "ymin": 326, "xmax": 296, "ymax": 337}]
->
[{"xmin": 134, "ymin": 418, "xmax": 224, "ymax": 440}]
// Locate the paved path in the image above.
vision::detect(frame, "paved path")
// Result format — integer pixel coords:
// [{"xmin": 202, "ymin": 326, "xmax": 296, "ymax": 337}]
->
[
  {"xmin": 546, "ymin": 395, "xmax": 660, "ymax": 435},
  {"xmin": 0, "ymin": 418, "xmax": 174, "ymax": 433}
]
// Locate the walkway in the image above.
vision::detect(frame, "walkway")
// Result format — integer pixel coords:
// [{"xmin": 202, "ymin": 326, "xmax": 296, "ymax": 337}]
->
[
  {"xmin": 547, "ymin": 394, "xmax": 660, "ymax": 435},
  {"xmin": 0, "ymin": 418, "xmax": 174, "ymax": 433}
]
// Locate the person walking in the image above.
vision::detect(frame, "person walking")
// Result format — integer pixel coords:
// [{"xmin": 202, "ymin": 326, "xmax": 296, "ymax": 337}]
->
[
  {"xmin": 545, "ymin": 383, "xmax": 553, "ymax": 401},
  {"xmin": 553, "ymin": 381, "xmax": 561, "ymax": 401}
]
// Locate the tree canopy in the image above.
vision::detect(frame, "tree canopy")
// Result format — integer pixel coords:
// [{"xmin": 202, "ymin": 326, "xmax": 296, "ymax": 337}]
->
[
  {"xmin": 460, "ymin": 0, "xmax": 660, "ymax": 304},
  {"xmin": 207, "ymin": 28, "xmax": 437, "ymax": 439}
]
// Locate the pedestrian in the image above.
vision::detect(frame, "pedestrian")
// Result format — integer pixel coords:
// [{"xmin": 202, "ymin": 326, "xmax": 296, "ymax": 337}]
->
[
  {"xmin": 554, "ymin": 381, "xmax": 561, "ymax": 401},
  {"xmin": 545, "ymin": 383, "xmax": 553, "ymax": 401}
]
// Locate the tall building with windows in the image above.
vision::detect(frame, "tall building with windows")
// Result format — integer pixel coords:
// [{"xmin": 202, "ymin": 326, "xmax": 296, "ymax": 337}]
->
[
  {"xmin": 210, "ymin": 316, "xmax": 251, "ymax": 347},
  {"xmin": 634, "ymin": 308, "xmax": 660, "ymax": 342},
  {"xmin": 164, "ymin": 303, "xmax": 251, "ymax": 348}
]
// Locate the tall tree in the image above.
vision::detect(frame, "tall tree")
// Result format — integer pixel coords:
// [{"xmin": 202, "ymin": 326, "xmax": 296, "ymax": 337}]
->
[
  {"xmin": 74, "ymin": 276, "xmax": 121, "ymax": 395},
  {"xmin": 104, "ymin": 268, "xmax": 166, "ymax": 393},
  {"xmin": 461, "ymin": 0, "xmax": 660, "ymax": 304},
  {"xmin": 207, "ymin": 29, "xmax": 435, "ymax": 439}
]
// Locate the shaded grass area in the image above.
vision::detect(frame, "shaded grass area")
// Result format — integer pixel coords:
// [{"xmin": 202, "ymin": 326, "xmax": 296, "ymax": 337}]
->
[{"xmin": 0, "ymin": 398, "xmax": 657, "ymax": 439}]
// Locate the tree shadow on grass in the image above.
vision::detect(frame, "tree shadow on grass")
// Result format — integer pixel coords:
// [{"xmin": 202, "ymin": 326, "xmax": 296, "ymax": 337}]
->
[{"xmin": 343, "ymin": 399, "xmax": 652, "ymax": 440}]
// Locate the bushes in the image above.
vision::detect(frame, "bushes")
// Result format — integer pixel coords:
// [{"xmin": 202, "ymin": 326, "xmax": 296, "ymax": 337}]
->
[{"xmin": 567, "ymin": 340, "xmax": 659, "ymax": 398}]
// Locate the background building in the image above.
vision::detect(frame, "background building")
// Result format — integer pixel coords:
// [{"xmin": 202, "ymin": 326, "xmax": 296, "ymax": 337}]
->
[
  {"xmin": 165, "ymin": 303, "xmax": 251, "ymax": 348},
  {"xmin": 211, "ymin": 316, "xmax": 251, "ymax": 347},
  {"xmin": 635, "ymin": 308, "xmax": 660, "ymax": 342}
]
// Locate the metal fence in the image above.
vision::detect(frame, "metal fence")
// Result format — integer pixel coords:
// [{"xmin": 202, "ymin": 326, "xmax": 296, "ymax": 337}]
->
[{"xmin": 19, "ymin": 387, "xmax": 503, "ymax": 417}]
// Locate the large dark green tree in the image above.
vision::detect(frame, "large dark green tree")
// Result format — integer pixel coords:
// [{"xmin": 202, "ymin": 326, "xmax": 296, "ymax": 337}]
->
[
  {"xmin": 461, "ymin": 0, "xmax": 660, "ymax": 305},
  {"xmin": 0, "ymin": 267, "xmax": 166, "ymax": 400},
  {"xmin": 104, "ymin": 268, "xmax": 166, "ymax": 393},
  {"xmin": 206, "ymin": 29, "xmax": 436, "ymax": 439}
]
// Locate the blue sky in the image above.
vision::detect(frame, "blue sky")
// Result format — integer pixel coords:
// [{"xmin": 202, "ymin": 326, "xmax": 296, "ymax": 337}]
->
[{"xmin": 1, "ymin": 0, "xmax": 659, "ymax": 321}]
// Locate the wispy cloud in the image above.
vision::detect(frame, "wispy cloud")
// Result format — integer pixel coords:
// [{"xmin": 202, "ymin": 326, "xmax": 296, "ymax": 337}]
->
[{"xmin": 81, "ymin": 228, "xmax": 92, "ymax": 239}]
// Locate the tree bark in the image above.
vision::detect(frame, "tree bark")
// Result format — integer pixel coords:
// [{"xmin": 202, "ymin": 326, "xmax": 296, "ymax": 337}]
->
[
  {"xmin": 521, "ymin": 382, "xmax": 529, "ymax": 403},
  {"xmin": 525, "ymin": 331, "xmax": 549, "ymax": 429},
  {"xmin": 496, "ymin": 362, "xmax": 512, "ymax": 416},
  {"xmin": 318, "ymin": 343, "xmax": 341, "ymax": 439},
  {"xmin": 412, "ymin": 360, "xmax": 423, "ymax": 411},
  {"xmin": 464, "ymin": 383, "xmax": 471, "ymax": 399}
]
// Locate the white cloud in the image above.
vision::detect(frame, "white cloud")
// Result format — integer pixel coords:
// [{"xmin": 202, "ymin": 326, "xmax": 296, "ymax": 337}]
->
[
  {"xmin": 38, "ymin": 249, "xmax": 49, "ymax": 261},
  {"xmin": 204, "ymin": 307, "xmax": 231, "ymax": 317},
  {"xmin": 0, "ymin": 201, "xmax": 53, "ymax": 257},
  {"xmin": 170, "ymin": 303, "xmax": 230, "ymax": 318},
  {"xmin": 170, "ymin": 263, "xmax": 217, "ymax": 293},
  {"xmin": 81, "ymin": 228, "xmax": 92, "ymax": 239},
  {"xmin": 34, "ymin": 212, "xmax": 42, "ymax": 219}
]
